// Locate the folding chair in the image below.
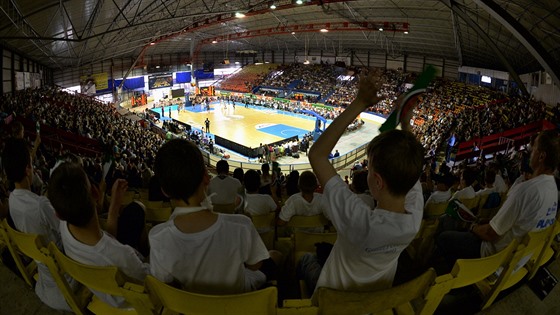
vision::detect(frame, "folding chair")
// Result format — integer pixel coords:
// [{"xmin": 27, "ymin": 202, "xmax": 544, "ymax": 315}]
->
[
  {"xmin": 145, "ymin": 275, "xmax": 277, "ymax": 315},
  {"xmin": 421, "ymin": 240, "xmax": 518, "ymax": 314},
  {"xmin": 3, "ymin": 221, "xmax": 93, "ymax": 314},
  {"xmin": 0, "ymin": 219, "xmax": 37, "ymax": 288},
  {"xmin": 316, "ymin": 268, "xmax": 437, "ymax": 315},
  {"xmin": 49, "ymin": 243, "xmax": 153, "ymax": 315}
]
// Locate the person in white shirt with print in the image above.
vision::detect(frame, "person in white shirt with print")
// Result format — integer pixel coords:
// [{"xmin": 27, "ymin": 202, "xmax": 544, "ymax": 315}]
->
[
  {"xmin": 437, "ymin": 130, "xmax": 559, "ymax": 268},
  {"xmin": 306, "ymin": 69, "xmax": 425, "ymax": 297}
]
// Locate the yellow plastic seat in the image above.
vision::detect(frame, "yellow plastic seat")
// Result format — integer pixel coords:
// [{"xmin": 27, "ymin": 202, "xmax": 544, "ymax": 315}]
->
[
  {"xmin": 252, "ymin": 213, "xmax": 276, "ymax": 249},
  {"xmin": 0, "ymin": 219, "xmax": 37, "ymax": 288},
  {"xmin": 316, "ymin": 268, "xmax": 437, "ymax": 315},
  {"xmin": 213, "ymin": 203, "xmax": 237, "ymax": 214},
  {"xmin": 252, "ymin": 212, "xmax": 276, "ymax": 229},
  {"xmin": 459, "ymin": 196, "xmax": 480, "ymax": 213},
  {"xmin": 2, "ymin": 221, "xmax": 94, "ymax": 315},
  {"xmin": 477, "ymin": 227, "xmax": 554, "ymax": 309},
  {"xmin": 424, "ymin": 201, "xmax": 448, "ymax": 219},
  {"xmin": 278, "ymin": 299, "xmax": 318, "ymax": 315},
  {"xmin": 293, "ymin": 230, "xmax": 337, "ymax": 267},
  {"xmin": 286, "ymin": 215, "xmax": 329, "ymax": 230},
  {"xmin": 145, "ymin": 206, "xmax": 172, "ymax": 224},
  {"xmin": 532, "ymin": 220, "xmax": 560, "ymax": 278},
  {"xmin": 421, "ymin": 240, "xmax": 518, "ymax": 314},
  {"xmin": 406, "ymin": 219, "xmax": 439, "ymax": 267},
  {"xmin": 49, "ymin": 243, "xmax": 153, "ymax": 315},
  {"xmin": 293, "ymin": 230, "xmax": 337, "ymax": 298},
  {"xmin": 145, "ymin": 275, "xmax": 277, "ymax": 315}
]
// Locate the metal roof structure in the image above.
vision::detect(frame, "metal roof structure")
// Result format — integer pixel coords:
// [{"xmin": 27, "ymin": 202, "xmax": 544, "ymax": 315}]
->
[{"xmin": 0, "ymin": 0, "xmax": 558, "ymax": 86}]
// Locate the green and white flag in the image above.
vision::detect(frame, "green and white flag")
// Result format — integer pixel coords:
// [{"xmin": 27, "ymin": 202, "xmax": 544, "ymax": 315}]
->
[{"xmin": 379, "ymin": 65, "xmax": 437, "ymax": 133}]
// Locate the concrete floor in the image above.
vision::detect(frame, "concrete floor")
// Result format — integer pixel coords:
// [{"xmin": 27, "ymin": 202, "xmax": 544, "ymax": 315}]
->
[{"xmin": 1, "ymin": 256, "xmax": 559, "ymax": 314}]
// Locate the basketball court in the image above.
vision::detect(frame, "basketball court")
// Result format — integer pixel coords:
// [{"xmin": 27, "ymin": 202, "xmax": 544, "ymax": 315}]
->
[{"xmin": 137, "ymin": 101, "xmax": 383, "ymax": 164}]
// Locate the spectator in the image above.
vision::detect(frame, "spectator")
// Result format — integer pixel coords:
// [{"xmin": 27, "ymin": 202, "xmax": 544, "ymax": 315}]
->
[
  {"xmin": 437, "ymin": 130, "xmax": 559, "ymax": 268},
  {"xmin": 350, "ymin": 170, "xmax": 376, "ymax": 210},
  {"xmin": 306, "ymin": 70, "xmax": 424, "ymax": 296},
  {"xmin": 243, "ymin": 170, "xmax": 277, "ymax": 228},
  {"xmin": 451, "ymin": 168, "xmax": 477, "ymax": 200},
  {"xmin": 149, "ymin": 139, "xmax": 281, "ymax": 294},
  {"xmin": 277, "ymin": 171, "xmax": 327, "ymax": 231},
  {"xmin": 2, "ymin": 138, "xmax": 75, "ymax": 311},
  {"xmin": 207, "ymin": 160, "xmax": 243, "ymax": 209},
  {"xmin": 48, "ymin": 163, "xmax": 149, "ymax": 308}
]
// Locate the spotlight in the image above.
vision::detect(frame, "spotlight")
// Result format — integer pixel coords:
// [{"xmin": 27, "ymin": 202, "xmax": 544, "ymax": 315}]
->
[
  {"xmin": 296, "ymin": 0, "xmax": 303, "ymax": 4},
  {"xmin": 235, "ymin": 12, "xmax": 246, "ymax": 18},
  {"xmin": 270, "ymin": 3, "xmax": 277, "ymax": 9},
  {"xmin": 378, "ymin": 27, "xmax": 383, "ymax": 31},
  {"xmin": 150, "ymin": 42, "xmax": 155, "ymax": 46},
  {"xmin": 291, "ymin": 31, "xmax": 296, "ymax": 35},
  {"xmin": 320, "ymin": 29, "xmax": 328, "ymax": 32},
  {"xmin": 212, "ymin": 40, "xmax": 218, "ymax": 44},
  {"xmin": 404, "ymin": 31, "xmax": 409, "ymax": 34}
]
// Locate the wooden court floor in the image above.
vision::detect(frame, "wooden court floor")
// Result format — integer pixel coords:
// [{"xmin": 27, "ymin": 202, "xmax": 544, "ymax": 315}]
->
[
  {"xmin": 172, "ymin": 103, "xmax": 317, "ymax": 148},
  {"xmin": 132, "ymin": 101, "xmax": 381, "ymax": 159}
]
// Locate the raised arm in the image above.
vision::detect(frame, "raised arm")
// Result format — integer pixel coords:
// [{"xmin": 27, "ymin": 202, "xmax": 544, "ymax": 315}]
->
[
  {"xmin": 309, "ymin": 70, "xmax": 384, "ymax": 186},
  {"xmin": 106, "ymin": 179, "xmax": 128, "ymax": 238}
]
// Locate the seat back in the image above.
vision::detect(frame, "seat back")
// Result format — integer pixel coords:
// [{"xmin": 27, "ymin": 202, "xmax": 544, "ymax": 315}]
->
[
  {"xmin": 145, "ymin": 206, "xmax": 172, "ymax": 224},
  {"xmin": 286, "ymin": 215, "xmax": 329, "ymax": 229},
  {"xmin": 212, "ymin": 203, "xmax": 237, "ymax": 214},
  {"xmin": 251, "ymin": 212, "xmax": 276, "ymax": 229},
  {"xmin": 424, "ymin": 202, "xmax": 448, "ymax": 219},
  {"xmin": 421, "ymin": 240, "xmax": 518, "ymax": 315},
  {"xmin": 0, "ymin": 219, "xmax": 37, "ymax": 287},
  {"xmin": 528, "ymin": 219, "xmax": 560, "ymax": 280},
  {"xmin": 49, "ymin": 243, "xmax": 153, "ymax": 315},
  {"xmin": 406, "ymin": 219, "xmax": 439, "ymax": 266},
  {"xmin": 293, "ymin": 231, "xmax": 337, "ymax": 266},
  {"xmin": 3, "ymin": 222, "xmax": 92, "ymax": 315},
  {"xmin": 145, "ymin": 275, "xmax": 278, "ymax": 315},
  {"xmin": 316, "ymin": 268, "xmax": 437, "ymax": 315},
  {"xmin": 459, "ymin": 196, "xmax": 480, "ymax": 213},
  {"xmin": 480, "ymin": 227, "xmax": 553, "ymax": 309}
]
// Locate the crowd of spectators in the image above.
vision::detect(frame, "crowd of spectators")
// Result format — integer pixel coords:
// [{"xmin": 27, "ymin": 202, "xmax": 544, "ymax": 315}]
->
[{"xmin": 1, "ymin": 60, "xmax": 559, "ymax": 314}]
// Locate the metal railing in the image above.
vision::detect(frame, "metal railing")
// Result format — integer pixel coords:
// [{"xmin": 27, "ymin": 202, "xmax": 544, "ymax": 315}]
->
[{"xmin": 202, "ymin": 142, "xmax": 368, "ymax": 174}]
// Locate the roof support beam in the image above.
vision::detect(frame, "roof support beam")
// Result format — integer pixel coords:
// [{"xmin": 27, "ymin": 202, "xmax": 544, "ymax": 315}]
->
[
  {"xmin": 472, "ymin": 0, "xmax": 560, "ymax": 89},
  {"xmin": 449, "ymin": 4, "xmax": 462, "ymax": 65},
  {"xmin": 446, "ymin": 0, "xmax": 528, "ymax": 95},
  {"xmin": 0, "ymin": 0, "xmax": 61, "ymax": 68}
]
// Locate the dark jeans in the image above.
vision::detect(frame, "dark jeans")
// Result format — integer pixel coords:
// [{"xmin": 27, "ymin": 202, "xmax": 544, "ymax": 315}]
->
[
  {"xmin": 116, "ymin": 201, "xmax": 147, "ymax": 256},
  {"xmin": 436, "ymin": 231, "xmax": 482, "ymax": 271}
]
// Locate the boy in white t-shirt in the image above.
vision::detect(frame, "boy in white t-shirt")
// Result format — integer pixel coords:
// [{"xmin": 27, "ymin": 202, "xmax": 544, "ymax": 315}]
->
[
  {"xmin": 2, "ymin": 139, "xmax": 75, "ymax": 311},
  {"xmin": 243, "ymin": 169, "xmax": 277, "ymax": 217},
  {"xmin": 306, "ymin": 70, "xmax": 425, "ymax": 297},
  {"xmin": 278, "ymin": 171, "xmax": 326, "ymax": 225},
  {"xmin": 48, "ymin": 163, "xmax": 149, "ymax": 308},
  {"xmin": 149, "ymin": 139, "xmax": 281, "ymax": 294}
]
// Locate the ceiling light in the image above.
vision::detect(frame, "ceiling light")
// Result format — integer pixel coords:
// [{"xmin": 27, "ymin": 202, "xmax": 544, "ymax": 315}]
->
[
  {"xmin": 404, "ymin": 31, "xmax": 409, "ymax": 34},
  {"xmin": 150, "ymin": 42, "xmax": 155, "ymax": 46},
  {"xmin": 155, "ymin": 65, "xmax": 160, "ymax": 68},
  {"xmin": 303, "ymin": 60, "xmax": 310, "ymax": 64},
  {"xmin": 291, "ymin": 31, "xmax": 296, "ymax": 35},
  {"xmin": 212, "ymin": 40, "xmax": 218, "ymax": 44},
  {"xmin": 235, "ymin": 12, "xmax": 246, "ymax": 18},
  {"xmin": 320, "ymin": 29, "xmax": 328, "ymax": 32},
  {"xmin": 378, "ymin": 27, "xmax": 383, "ymax": 31},
  {"xmin": 296, "ymin": 0, "xmax": 303, "ymax": 4},
  {"xmin": 270, "ymin": 3, "xmax": 277, "ymax": 9}
]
